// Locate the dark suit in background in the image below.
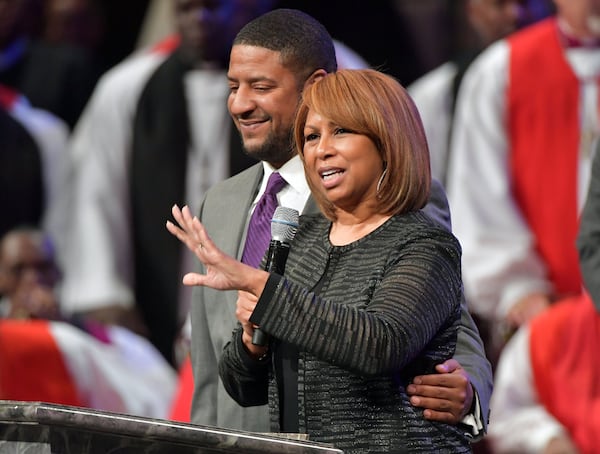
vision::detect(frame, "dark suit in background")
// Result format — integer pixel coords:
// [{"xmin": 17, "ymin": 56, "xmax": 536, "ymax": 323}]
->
[{"xmin": 0, "ymin": 40, "xmax": 100, "ymax": 129}]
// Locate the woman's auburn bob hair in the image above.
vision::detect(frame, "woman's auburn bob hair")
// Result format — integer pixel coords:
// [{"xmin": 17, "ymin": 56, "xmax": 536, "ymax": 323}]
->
[{"xmin": 293, "ymin": 68, "xmax": 431, "ymax": 220}]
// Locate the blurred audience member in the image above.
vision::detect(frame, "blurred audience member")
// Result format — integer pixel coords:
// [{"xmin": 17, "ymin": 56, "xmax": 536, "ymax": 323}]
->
[
  {"xmin": 277, "ymin": 0, "xmax": 429, "ymax": 86},
  {"xmin": 489, "ymin": 292, "xmax": 597, "ymax": 453},
  {"xmin": 0, "ymin": 85, "xmax": 69, "ymax": 257},
  {"xmin": 41, "ymin": 0, "xmax": 105, "ymax": 55},
  {"xmin": 447, "ymin": 0, "xmax": 600, "ymax": 365},
  {"xmin": 409, "ymin": 0, "xmax": 554, "ymax": 186},
  {"xmin": 488, "ymin": 147, "xmax": 600, "ymax": 453},
  {"xmin": 59, "ymin": 0, "xmax": 273, "ymax": 366},
  {"xmin": 0, "ymin": 227, "xmax": 176, "ymax": 418},
  {"xmin": 0, "ymin": 228, "xmax": 61, "ymax": 318},
  {"xmin": 0, "ymin": 0, "xmax": 100, "ymax": 128}
]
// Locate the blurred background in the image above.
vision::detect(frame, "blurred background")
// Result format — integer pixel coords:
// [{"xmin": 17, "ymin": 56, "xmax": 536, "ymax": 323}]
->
[{"xmin": 21, "ymin": 0, "xmax": 555, "ymax": 87}]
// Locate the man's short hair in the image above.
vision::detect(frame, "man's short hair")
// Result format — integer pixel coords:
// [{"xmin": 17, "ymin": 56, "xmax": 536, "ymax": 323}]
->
[{"xmin": 233, "ymin": 8, "xmax": 337, "ymax": 83}]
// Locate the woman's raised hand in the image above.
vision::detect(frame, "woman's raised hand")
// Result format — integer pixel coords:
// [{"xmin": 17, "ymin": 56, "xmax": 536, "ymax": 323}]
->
[{"xmin": 166, "ymin": 204, "xmax": 268, "ymax": 297}]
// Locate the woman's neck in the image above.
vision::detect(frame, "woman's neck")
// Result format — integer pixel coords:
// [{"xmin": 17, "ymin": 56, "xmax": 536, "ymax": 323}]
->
[{"xmin": 329, "ymin": 210, "xmax": 392, "ymax": 246}]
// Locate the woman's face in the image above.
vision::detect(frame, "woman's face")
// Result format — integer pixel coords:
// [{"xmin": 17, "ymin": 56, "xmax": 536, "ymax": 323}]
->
[{"xmin": 302, "ymin": 109, "xmax": 384, "ymax": 214}]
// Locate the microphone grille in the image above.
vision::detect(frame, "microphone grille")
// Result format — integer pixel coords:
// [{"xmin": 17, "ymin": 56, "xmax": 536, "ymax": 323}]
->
[{"xmin": 271, "ymin": 206, "xmax": 299, "ymax": 243}]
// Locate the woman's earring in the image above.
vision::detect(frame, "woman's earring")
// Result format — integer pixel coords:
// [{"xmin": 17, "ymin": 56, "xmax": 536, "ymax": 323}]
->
[{"xmin": 376, "ymin": 168, "xmax": 388, "ymax": 194}]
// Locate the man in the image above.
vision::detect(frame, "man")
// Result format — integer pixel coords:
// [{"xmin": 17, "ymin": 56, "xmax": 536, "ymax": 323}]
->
[
  {"xmin": 0, "ymin": 227, "xmax": 176, "ymax": 418},
  {"xmin": 488, "ymin": 292, "xmax": 597, "ymax": 453},
  {"xmin": 59, "ymin": 0, "xmax": 269, "ymax": 365},
  {"xmin": 189, "ymin": 8, "xmax": 492, "ymax": 439},
  {"xmin": 0, "ymin": 228, "xmax": 62, "ymax": 319},
  {"xmin": 487, "ymin": 147, "xmax": 600, "ymax": 452},
  {"xmin": 408, "ymin": 0, "xmax": 554, "ymax": 186},
  {"xmin": 0, "ymin": 0, "xmax": 99, "ymax": 128},
  {"xmin": 0, "ymin": 84, "xmax": 69, "ymax": 253},
  {"xmin": 447, "ymin": 0, "xmax": 600, "ymax": 361}
]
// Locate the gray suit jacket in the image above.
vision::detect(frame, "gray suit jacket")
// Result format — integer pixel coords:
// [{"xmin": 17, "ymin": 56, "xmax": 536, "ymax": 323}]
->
[
  {"xmin": 190, "ymin": 163, "xmax": 492, "ymax": 435},
  {"xmin": 577, "ymin": 142, "xmax": 600, "ymax": 311}
]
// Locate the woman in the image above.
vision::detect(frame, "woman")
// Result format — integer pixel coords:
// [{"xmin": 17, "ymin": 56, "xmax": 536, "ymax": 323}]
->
[{"xmin": 167, "ymin": 69, "xmax": 470, "ymax": 453}]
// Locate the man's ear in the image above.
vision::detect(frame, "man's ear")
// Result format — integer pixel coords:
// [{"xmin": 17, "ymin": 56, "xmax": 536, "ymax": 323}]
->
[{"xmin": 302, "ymin": 69, "xmax": 328, "ymax": 91}]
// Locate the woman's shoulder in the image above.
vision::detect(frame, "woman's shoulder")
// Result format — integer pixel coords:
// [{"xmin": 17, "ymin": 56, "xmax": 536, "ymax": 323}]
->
[
  {"xmin": 390, "ymin": 211, "xmax": 461, "ymax": 247},
  {"xmin": 393, "ymin": 210, "xmax": 446, "ymax": 232}
]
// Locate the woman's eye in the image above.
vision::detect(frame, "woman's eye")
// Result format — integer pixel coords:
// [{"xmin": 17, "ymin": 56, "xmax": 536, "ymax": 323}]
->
[
  {"xmin": 305, "ymin": 133, "xmax": 319, "ymax": 142},
  {"xmin": 335, "ymin": 127, "xmax": 351, "ymax": 135}
]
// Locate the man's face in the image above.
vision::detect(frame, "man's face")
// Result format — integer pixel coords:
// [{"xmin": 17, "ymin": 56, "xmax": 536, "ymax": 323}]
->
[
  {"xmin": 0, "ymin": 233, "xmax": 58, "ymax": 297},
  {"xmin": 44, "ymin": 0, "xmax": 102, "ymax": 49},
  {"xmin": 227, "ymin": 44, "xmax": 302, "ymax": 167},
  {"xmin": 468, "ymin": 0, "xmax": 551, "ymax": 46},
  {"xmin": 174, "ymin": 0, "xmax": 265, "ymax": 66},
  {"xmin": 0, "ymin": 0, "xmax": 27, "ymax": 47},
  {"xmin": 554, "ymin": 0, "xmax": 600, "ymax": 37}
]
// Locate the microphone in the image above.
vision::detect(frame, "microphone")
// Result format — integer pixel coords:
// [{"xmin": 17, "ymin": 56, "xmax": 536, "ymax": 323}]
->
[{"xmin": 252, "ymin": 206, "xmax": 299, "ymax": 346}]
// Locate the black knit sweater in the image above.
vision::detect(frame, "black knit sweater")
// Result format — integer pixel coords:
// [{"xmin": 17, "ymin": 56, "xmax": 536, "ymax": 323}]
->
[{"xmin": 219, "ymin": 211, "xmax": 471, "ymax": 453}]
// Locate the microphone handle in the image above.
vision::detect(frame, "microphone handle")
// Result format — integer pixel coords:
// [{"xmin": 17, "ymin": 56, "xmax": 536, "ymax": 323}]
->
[
  {"xmin": 251, "ymin": 326, "xmax": 270, "ymax": 347},
  {"xmin": 252, "ymin": 240, "xmax": 290, "ymax": 346}
]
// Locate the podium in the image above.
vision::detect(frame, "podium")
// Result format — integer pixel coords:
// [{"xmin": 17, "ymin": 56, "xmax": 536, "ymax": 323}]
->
[{"xmin": 0, "ymin": 401, "xmax": 344, "ymax": 453}]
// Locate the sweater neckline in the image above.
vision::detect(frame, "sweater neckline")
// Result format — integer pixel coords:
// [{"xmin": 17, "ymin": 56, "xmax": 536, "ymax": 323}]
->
[{"xmin": 321, "ymin": 214, "xmax": 399, "ymax": 253}]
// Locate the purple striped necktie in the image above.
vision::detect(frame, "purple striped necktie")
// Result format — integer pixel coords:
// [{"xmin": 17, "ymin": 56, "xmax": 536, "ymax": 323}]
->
[{"xmin": 241, "ymin": 172, "xmax": 288, "ymax": 268}]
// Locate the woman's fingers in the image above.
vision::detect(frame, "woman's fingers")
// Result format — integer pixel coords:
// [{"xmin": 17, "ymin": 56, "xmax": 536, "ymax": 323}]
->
[{"xmin": 167, "ymin": 204, "xmax": 206, "ymax": 256}]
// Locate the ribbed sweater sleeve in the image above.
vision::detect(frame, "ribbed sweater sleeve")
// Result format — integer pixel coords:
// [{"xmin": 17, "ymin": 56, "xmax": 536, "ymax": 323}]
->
[{"xmin": 218, "ymin": 327, "xmax": 270, "ymax": 407}]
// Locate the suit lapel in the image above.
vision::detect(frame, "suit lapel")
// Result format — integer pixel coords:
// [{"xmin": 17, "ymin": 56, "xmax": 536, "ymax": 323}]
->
[{"xmin": 201, "ymin": 164, "xmax": 263, "ymax": 260}]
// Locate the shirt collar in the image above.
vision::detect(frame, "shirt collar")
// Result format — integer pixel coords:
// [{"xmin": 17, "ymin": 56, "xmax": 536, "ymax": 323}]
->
[{"xmin": 261, "ymin": 155, "xmax": 310, "ymax": 197}]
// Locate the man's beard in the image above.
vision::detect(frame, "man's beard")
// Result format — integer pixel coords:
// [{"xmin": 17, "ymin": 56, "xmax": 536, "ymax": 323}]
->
[{"xmin": 241, "ymin": 127, "xmax": 296, "ymax": 166}]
